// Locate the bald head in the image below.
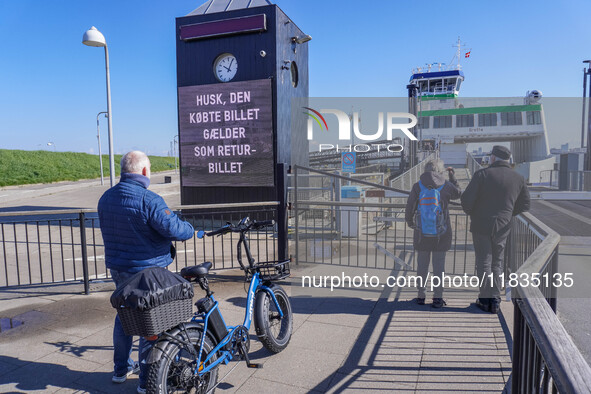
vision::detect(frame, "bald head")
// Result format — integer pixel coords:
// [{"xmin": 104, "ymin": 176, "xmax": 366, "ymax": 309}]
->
[{"xmin": 121, "ymin": 151, "xmax": 151, "ymax": 178}]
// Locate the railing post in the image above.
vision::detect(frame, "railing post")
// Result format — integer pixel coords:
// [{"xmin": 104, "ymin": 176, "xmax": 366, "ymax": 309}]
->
[
  {"xmin": 276, "ymin": 163, "xmax": 288, "ymax": 262},
  {"xmin": 549, "ymin": 246, "xmax": 558, "ymax": 312},
  {"xmin": 294, "ymin": 166, "xmax": 299, "ymax": 265},
  {"xmin": 79, "ymin": 212, "xmax": 90, "ymax": 295},
  {"xmin": 512, "ymin": 299, "xmax": 523, "ymax": 394}
]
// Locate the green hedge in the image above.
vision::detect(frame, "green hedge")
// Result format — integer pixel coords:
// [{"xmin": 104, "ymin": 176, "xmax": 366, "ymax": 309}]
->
[{"xmin": 0, "ymin": 150, "xmax": 176, "ymax": 187}]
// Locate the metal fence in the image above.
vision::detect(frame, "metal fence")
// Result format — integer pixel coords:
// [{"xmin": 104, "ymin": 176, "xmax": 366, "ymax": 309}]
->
[
  {"xmin": 538, "ymin": 170, "xmax": 591, "ymax": 191},
  {"xmin": 389, "ymin": 152, "xmax": 437, "ymax": 191},
  {"xmin": 507, "ymin": 213, "xmax": 591, "ymax": 392},
  {"xmin": 538, "ymin": 170, "xmax": 559, "ymax": 189},
  {"xmin": 293, "ymin": 165, "xmax": 472, "ymax": 276},
  {"xmin": 466, "ymin": 152, "xmax": 483, "ymax": 178},
  {"xmin": 0, "ymin": 202, "xmax": 280, "ymax": 293}
]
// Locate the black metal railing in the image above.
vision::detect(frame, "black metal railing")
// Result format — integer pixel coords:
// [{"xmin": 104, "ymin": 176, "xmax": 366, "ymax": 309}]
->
[
  {"xmin": 0, "ymin": 202, "xmax": 280, "ymax": 294},
  {"xmin": 508, "ymin": 213, "xmax": 591, "ymax": 392},
  {"xmin": 294, "ymin": 200, "xmax": 473, "ymax": 276},
  {"xmin": 292, "ymin": 165, "xmax": 471, "ymax": 276}
]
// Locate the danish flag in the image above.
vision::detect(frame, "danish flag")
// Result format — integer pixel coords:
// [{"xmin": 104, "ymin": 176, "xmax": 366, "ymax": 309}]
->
[{"xmin": 465, "ymin": 51, "xmax": 471, "ymax": 58}]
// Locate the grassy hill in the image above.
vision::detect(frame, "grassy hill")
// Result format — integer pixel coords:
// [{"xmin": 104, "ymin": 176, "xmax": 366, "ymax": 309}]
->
[{"xmin": 0, "ymin": 150, "xmax": 176, "ymax": 187}]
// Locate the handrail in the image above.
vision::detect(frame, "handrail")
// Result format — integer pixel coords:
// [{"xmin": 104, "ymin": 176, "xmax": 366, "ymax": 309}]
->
[
  {"xmin": 0, "ymin": 201, "xmax": 280, "ymax": 217},
  {"xmin": 512, "ymin": 211, "xmax": 591, "ymax": 392},
  {"xmin": 296, "ymin": 200, "xmax": 466, "ymax": 210}
]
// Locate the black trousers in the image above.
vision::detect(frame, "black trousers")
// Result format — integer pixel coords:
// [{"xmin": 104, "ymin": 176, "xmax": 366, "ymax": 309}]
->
[{"xmin": 472, "ymin": 232, "xmax": 508, "ymax": 304}]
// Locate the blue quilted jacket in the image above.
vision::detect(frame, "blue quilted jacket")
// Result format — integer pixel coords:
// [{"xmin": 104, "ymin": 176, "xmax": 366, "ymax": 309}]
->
[{"xmin": 98, "ymin": 173, "xmax": 194, "ymax": 273}]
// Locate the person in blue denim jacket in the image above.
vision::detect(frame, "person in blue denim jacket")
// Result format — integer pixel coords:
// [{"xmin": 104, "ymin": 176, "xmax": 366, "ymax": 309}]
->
[{"xmin": 98, "ymin": 151, "xmax": 194, "ymax": 394}]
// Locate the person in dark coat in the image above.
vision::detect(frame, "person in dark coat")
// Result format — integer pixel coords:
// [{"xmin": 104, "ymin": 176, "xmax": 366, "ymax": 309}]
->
[
  {"xmin": 405, "ymin": 158, "xmax": 461, "ymax": 308},
  {"xmin": 461, "ymin": 145, "xmax": 530, "ymax": 314},
  {"xmin": 98, "ymin": 151, "xmax": 195, "ymax": 394}
]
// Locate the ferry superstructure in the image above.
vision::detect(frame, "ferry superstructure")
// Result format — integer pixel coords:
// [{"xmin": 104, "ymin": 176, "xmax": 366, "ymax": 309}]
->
[{"xmin": 409, "ymin": 39, "xmax": 550, "ymax": 169}]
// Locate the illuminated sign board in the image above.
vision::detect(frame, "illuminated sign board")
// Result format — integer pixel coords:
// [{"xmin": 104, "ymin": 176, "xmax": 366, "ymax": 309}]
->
[
  {"xmin": 178, "ymin": 79, "xmax": 274, "ymax": 187},
  {"xmin": 180, "ymin": 14, "xmax": 267, "ymax": 41}
]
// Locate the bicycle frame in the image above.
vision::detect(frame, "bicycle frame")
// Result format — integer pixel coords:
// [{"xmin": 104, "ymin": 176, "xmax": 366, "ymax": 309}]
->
[{"xmin": 189, "ymin": 226, "xmax": 285, "ymax": 376}]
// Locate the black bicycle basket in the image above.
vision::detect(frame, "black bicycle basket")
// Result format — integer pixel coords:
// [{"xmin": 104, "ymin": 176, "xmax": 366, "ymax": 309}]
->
[{"xmin": 249, "ymin": 259, "xmax": 291, "ymax": 281}]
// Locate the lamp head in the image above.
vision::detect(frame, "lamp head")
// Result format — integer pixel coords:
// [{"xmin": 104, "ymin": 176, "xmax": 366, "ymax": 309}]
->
[
  {"xmin": 292, "ymin": 34, "xmax": 312, "ymax": 45},
  {"xmin": 83, "ymin": 26, "xmax": 106, "ymax": 47}
]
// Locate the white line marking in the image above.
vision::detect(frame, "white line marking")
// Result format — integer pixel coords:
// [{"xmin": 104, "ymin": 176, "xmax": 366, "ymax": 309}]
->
[{"xmin": 537, "ymin": 200, "xmax": 591, "ymax": 226}]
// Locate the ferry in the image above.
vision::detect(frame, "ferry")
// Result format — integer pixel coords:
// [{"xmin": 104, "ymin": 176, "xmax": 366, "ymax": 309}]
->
[{"xmin": 409, "ymin": 38, "xmax": 553, "ymax": 181}]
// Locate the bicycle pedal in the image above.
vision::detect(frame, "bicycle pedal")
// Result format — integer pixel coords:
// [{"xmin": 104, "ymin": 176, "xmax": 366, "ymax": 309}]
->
[{"xmin": 247, "ymin": 363, "xmax": 262, "ymax": 369}]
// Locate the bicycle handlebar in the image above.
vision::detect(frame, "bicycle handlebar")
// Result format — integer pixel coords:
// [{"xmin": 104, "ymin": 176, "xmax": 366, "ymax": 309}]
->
[
  {"xmin": 206, "ymin": 224, "xmax": 232, "ymax": 237},
  {"xmin": 198, "ymin": 218, "xmax": 275, "ymax": 238}
]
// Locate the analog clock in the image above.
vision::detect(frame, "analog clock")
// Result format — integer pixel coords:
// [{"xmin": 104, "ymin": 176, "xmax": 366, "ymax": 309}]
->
[{"xmin": 213, "ymin": 53, "xmax": 237, "ymax": 82}]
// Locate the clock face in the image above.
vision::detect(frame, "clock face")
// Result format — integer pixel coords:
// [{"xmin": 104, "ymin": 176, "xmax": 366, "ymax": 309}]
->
[{"xmin": 214, "ymin": 53, "xmax": 237, "ymax": 82}]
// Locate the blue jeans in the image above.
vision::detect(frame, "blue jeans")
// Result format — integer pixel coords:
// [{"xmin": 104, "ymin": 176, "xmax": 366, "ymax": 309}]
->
[{"xmin": 111, "ymin": 270, "xmax": 156, "ymax": 386}]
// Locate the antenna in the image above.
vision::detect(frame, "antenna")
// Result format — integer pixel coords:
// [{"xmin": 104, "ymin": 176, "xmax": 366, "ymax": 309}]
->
[{"xmin": 450, "ymin": 37, "xmax": 467, "ymax": 70}]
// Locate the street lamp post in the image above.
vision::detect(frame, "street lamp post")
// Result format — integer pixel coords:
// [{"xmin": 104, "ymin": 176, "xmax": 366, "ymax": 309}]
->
[
  {"xmin": 584, "ymin": 61, "xmax": 591, "ymax": 171},
  {"xmin": 173, "ymin": 135, "xmax": 179, "ymax": 174},
  {"xmin": 96, "ymin": 111, "xmax": 108, "ymax": 185},
  {"xmin": 83, "ymin": 26, "xmax": 115, "ymax": 187}
]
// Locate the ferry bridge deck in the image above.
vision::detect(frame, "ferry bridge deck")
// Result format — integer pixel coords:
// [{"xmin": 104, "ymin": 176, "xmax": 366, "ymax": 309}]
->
[{"xmin": 1, "ymin": 159, "xmax": 591, "ymax": 392}]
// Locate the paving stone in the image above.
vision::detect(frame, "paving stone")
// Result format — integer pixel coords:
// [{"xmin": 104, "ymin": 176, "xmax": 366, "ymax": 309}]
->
[
  {"xmin": 234, "ymin": 376, "xmax": 311, "ymax": 393},
  {"xmin": 0, "ymin": 328, "xmax": 82, "ymax": 362},
  {"xmin": 252, "ymin": 345, "xmax": 342, "ymax": 391},
  {"xmin": 326, "ymin": 371, "xmax": 417, "ymax": 392},
  {"xmin": 289, "ymin": 320, "xmax": 360, "ymax": 356}
]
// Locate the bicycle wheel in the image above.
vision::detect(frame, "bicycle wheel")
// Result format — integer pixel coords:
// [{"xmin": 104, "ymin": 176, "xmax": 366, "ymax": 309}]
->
[
  {"xmin": 254, "ymin": 284, "xmax": 293, "ymax": 353},
  {"xmin": 146, "ymin": 327, "xmax": 218, "ymax": 394}
]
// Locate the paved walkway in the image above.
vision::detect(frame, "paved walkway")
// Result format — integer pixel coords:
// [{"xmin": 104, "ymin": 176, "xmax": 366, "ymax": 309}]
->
[{"xmin": 0, "ymin": 265, "xmax": 512, "ymax": 393}]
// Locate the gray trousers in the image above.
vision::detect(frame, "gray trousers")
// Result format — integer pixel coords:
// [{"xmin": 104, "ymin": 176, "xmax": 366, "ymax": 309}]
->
[
  {"xmin": 417, "ymin": 250, "xmax": 446, "ymax": 298},
  {"xmin": 472, "ymin": 232, "xmax": 508, "ymax": 304}
]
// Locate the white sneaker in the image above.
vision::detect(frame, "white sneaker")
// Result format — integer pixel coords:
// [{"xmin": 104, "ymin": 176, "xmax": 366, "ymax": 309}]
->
[{"xmin": 112, "ymin": 362, "xmax": 140, "ymax": 383}]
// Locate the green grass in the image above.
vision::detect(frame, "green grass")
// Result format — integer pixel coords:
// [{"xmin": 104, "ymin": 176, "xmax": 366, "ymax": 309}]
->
[{"xmin": 0, "ymin": 150, "xmax": 176, "ymax": 187}]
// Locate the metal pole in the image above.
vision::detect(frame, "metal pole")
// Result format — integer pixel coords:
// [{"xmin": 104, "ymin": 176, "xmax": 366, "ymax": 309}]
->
[
  {"xmin": 407, "ymin": 84, "xmax": 418, "ymax": 168},
  {"xmin": 276, "ymin": 163, "xmax": 288, "ymax": 261},
  {"xmin": 173, "ymin": 135, "xmax": 179, "ymax": 174},
  {"xmin": 581, "ymin": 67, "xmax": 588, "ymax": 149},
  {"xmin": 104, "ymin": 45, "xmax": 115, "ymax": 187},
  {"xmin": 79, "ymin": 212, "xmax": 90, "ymax": 295},
  {"xmin": 96, "ymin": 112, "xmax": 107, "ymax": 185},
  {"xmin": 294, "ymin": 166, "xmax": 299, "ymax": 265}
]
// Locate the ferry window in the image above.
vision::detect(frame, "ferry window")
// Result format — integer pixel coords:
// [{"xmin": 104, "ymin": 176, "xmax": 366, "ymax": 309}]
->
[
  {"xmin": 429, "ymin": 79, "xmax": 443, "ymax": 93},
  {"xmin": 478, "ymin": 113, "xmax": 497, "ymax": 127},
  {"xmin": 526, "ymin": 111, "xmax": 542, "ymax": 125},
  {"xmin": 433, "ymin": 115, "xmax": 452, "ymax": 128},
  {"xmin": 444, "ymin": 78, "xmax": 457, "ymax": 92},
  {"xmin": 419, "ymin": 116, "xmax": 430, "ymax": 129},
  {"xmin": 455, "ymin": 79, "xmax": 462, "ymax": 91},
  {"xmin": 501, "ymin": 111, "xmax": 523, "ymax": 126},
  {"xmin": 456, "ymin": 114, "xmax": 474, "ymax": 127}
]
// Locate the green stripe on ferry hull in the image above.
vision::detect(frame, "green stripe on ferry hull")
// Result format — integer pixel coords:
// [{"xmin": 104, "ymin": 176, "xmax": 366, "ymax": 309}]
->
[
  {"xmin": 418, "ymin": 104, "xmax": 542, "ymax": 117},
  {"xmin": 419, "ymin": 94, "xmax": 457, "ymax": 100}
]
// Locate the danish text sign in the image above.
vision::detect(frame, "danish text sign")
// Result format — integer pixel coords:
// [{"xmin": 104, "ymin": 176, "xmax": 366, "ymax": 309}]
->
[{"xmin": 178, "ymin": 79, "xmax": 274, "ymax": 187}]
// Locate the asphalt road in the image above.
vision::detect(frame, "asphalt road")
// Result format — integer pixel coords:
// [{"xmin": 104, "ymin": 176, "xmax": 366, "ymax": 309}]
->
[
  {"xmin": 530, "ymin": 199, "xmax": 591, "ymax": 366},
  {"xmin": 0, "ymin": 171, "xmax": 181, "ymax": 212}
]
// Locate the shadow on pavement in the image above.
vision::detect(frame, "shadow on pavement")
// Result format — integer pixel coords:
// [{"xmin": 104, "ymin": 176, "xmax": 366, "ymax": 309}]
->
[{"xmin": 0, "ymin": 355, "xmax": 112, "ymax": 392}]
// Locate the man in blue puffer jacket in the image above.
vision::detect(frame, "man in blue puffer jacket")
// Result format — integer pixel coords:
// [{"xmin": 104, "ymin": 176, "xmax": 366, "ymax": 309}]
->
[{"xmin": 98, "ymin": 151, "xmax": 194, "ymax": 394}]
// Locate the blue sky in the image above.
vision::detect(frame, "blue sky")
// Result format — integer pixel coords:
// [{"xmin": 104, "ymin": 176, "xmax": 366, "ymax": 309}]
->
[{"xmin": 1, "ymin": 0, "xmax": 590, "ymax": 155}]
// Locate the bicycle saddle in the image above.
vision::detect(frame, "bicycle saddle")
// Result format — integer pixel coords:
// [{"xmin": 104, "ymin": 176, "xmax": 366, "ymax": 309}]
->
[{"xmin": 181, "ymin": 261, "xmax": 212, "ymax": 279}]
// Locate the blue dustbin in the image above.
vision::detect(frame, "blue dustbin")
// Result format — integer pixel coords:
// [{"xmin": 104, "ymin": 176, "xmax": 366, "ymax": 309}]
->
[{"xmin": 341, "ymin": 186, "xmax": 363, "ymax": 199}]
